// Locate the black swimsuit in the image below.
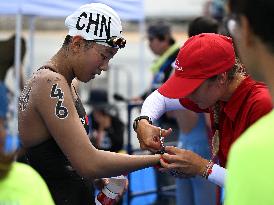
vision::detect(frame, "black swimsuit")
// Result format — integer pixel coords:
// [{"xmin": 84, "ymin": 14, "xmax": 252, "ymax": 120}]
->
[{"xmin": 25, "ymin": 67, "xmax": 94, "ymax": 205}]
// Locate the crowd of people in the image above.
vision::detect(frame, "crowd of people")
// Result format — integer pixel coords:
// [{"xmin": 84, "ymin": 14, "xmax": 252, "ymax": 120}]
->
[{"xmin": 0, "ymin": 0, "xmax": 273, "ymax": 205}]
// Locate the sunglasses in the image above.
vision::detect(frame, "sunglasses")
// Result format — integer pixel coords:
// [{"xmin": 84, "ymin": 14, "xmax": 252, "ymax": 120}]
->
[{"xmin": 94, "ymin": 36, "xmax": 126, "ymax": 49}]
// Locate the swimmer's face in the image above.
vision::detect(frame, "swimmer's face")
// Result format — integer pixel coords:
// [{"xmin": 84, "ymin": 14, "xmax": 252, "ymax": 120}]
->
[{"xmin": 70, "ymin": 36, "xmax": 118, "ymax": 82}]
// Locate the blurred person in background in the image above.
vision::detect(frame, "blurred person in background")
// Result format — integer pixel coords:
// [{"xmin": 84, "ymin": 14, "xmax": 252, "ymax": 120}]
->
[
  {"xmin": 132, "ymin": 21, "xmax": 180, "ymax": 142},
  {"xmin": 225, "ymin": 0, "xmax": 274, "ymax": 204},
  {"xmin": 133, "ymin": 33, "xmax": 272, "ymax": 205},
  {"xmin": 88, "ymin": 89, "xmax": 124, "ymax": 153},
  {"xmin": 0, "ymin": 34, "xmax": 26, "ymax": 141},
  {"xmin": 0, "ymin": 131, "xmax": 55, "ymax": 204},
  {"xmin": 91, "ymin": 104, "xmax": 123, "ymax": 152},
  {"xmin": 87, "ymin": 89, "xmax": 125, "ymax": 205},
  {"xmin": 204, "ymin": 0, "xmax": 227, "ymax": 22},
  {"xmin": 0, "ymin": 35, "xmax": 27, "ymax": 163},
  {"xmin": 18, "ymin": 3, "xmax": 161, "ymax": 205},
  {"xmin": 132, "ymin": 21, "xmax": 180, "ymax": 102},
  {"xmin": 174, "ymin": 16, "xmax": 219, "ymax": 205},
  {"xmin": 188, "ymin": 16, "xmax": 219, "ymax": 37},
  {"xmin": 131, "ymin": 21, "xmax": 180, "ymax": 205},
  {"xmin": 0, "ymin": 34, "xmax": 26, "ymax": 91}
]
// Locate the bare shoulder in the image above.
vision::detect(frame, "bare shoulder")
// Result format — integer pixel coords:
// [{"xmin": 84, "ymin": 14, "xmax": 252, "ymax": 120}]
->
[
  {"xmin": 19, "ymin": 69, "xmax": 68, "ymax": 112},
  {"xmin": 28, "ymin": 69, "xmax": 76, "ymax": 120},
  {"xmin": 31, "ymin": 69, "xmax": 69, "ymax": 95}
]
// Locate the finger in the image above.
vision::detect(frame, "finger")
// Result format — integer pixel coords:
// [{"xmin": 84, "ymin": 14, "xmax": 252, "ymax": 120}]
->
[
  {"xmin": 160, "ymin": 158, "xmax": 177, "ymax": 169},
  {"xmin": 162, "ymin": 128, "xmax": 172, "ymax": 138},
  {"xmin": 152, "ymin": 135, "xmax": 160, "ymax": 143},
  {"xmin": 146, "ymin": 137, "xmax": 162, "ymax": 150},
  {"xmin": 164, "ymin": 146, "xmax": 183, "ymax": 154},
  {"xmin": 161, "ymin": 153, "xmax": 178, "ymax": 163},
  {"xmin": 159, "ymin": 157, "xmax": 170, "ymax": 168},
  {"xmin": 103, "ymin": 178, "xmax": 109, "ymax": 185},
  {"xmin": 124, "ymin": 179, "xmax": 129, "ymax": 190},
  {"xmin": 94, "ymin": 178, "xmax": 109, "ymax": 190},
  {"xmin": 158, "ymin": 167, "xmax": 169, "ymax": 173}
]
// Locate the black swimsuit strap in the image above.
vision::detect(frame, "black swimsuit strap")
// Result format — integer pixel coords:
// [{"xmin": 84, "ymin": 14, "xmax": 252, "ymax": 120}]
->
[{"xmin": 37, "ymin": 66, "xmax": 56, "ymax": 72}]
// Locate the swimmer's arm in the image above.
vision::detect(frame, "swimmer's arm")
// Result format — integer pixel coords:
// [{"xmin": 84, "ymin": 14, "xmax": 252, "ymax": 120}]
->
[{"xmin": 34, "ymin": 74, "xmax": 160, "ymax": 179}]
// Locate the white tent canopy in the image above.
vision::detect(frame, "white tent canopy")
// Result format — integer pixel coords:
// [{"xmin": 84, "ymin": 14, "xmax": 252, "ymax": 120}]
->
[{"xmin": 0, "ymin": 0, "xmax": 144, "ymax": 20}]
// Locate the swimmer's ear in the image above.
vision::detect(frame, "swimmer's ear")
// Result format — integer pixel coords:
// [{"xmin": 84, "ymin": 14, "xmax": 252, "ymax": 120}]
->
[{"xmin": 71, "ymin": 36, "xmax": 84, "ymax": 52}]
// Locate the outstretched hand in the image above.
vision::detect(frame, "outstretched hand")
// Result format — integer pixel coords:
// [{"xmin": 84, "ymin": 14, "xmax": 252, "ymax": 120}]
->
[
  {"xmin": 159, "ymin": 146, "xmax": 208, "ymax": 177},
  {"xmin": 94, "ymin": 178, "xmax": 109, "ymax": 190},
  {"xmin": 136, "ymin": 119, "xmax": 172, "ymax": 152}
]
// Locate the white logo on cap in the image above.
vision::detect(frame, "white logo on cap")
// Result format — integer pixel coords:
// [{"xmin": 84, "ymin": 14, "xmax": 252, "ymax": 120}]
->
[
  {"xmin": 175, "ymin": 59, "xmax": 184, "ymax": 71},
  {"xmin": 76, "ymin": 12, "xmax": 111, "ymax": 39}
]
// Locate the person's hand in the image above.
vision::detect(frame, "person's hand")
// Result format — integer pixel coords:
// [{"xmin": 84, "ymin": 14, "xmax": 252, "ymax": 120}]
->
[
  {"xmin": 94, "ymin": 177, "xmax": 128, "ymax": 196},
  {"xmin": 159, "ymin": 146, "xmax": 208, "ymax": 177},
  {"xmin": 115, "ymin": 177, "xmax": 128, "ymax": 202},
  {"xmin": 94, "ymin": 178, "xmax": 109, "ymax": 190},
  {"xmin": 136, "ymin": 119, "xmax": 172, "ymax": 152}
]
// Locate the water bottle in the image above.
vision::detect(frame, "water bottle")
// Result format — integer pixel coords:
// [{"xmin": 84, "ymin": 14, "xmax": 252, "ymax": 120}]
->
[{"xmin": 95, "ymin": 175, "xmax": 127, "ymax": 205}]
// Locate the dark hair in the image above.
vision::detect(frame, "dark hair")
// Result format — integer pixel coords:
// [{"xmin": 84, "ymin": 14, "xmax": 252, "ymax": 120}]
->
[
  {"xmin": 208, "ymin": 58, "xmax": 246, "ymax": 82},
  {"xmin": 62, "ymin": 35, "xmax": 95, "ymax": 49},
  {"xmin": 188, "ymin": 16, "xmax": 219, "ymax": 37},
  {"xmin": 0, "ymin": 34, "xmax": 26, "ymax": 80},
  {"xmin": 0, "ymin": 35, "xmax": 26, "ymax": 67},
  {"xmin": 62, "ymin": 35, "xmax": 72, "ymax": 47},
  {"xmin": 10, "ymin": 34, "xmax": 26, "ymax": 62},
  {"xmin": 147, "ymin": 21, "xmax": 175, "ymax": 45},
  {"xmin": 228, "ymin": 0, "xmax": 274, "ymax": 53}
]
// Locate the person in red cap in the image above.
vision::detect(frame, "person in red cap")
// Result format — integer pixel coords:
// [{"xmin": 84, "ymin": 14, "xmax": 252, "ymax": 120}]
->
[{"xmin": 133, "ymin": 33, "xmax": 272, "ymax": 188}]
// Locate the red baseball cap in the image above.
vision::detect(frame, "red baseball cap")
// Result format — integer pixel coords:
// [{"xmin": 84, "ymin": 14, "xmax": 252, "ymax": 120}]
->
[{"xmin": 158, "ymin": 33, "xmax": 235, "ymax": 98}]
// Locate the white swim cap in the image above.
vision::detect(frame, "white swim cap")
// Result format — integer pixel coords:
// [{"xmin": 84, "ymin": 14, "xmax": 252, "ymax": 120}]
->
[{"xmin": 65, "ymin": 3, "xmax": 125, "ymax": 48}]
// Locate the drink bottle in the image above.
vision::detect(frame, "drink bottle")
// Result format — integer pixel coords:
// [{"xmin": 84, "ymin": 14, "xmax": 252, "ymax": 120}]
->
[{"xmin": 95, "ymin": 175, "xmax": 127, "ymax": 205}]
